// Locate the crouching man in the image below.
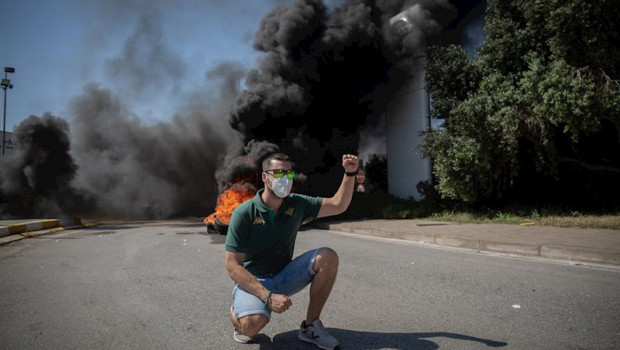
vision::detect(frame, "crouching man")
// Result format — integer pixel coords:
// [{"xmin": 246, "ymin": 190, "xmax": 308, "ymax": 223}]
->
[{"xmin": 225, "ymin": 152, "xmax": 359, "ymax": 349}]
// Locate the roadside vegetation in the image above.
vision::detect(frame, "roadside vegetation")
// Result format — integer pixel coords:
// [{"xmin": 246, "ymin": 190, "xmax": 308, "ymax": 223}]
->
[
  {"xmin": 332, "ymin": 155, "xmax": 620, "ymax": 230},
  {"xmin": 427, "ymin": 211, "xmax": 620, "ymax": 230},
  {"xmin": 334, "ymin": 190, "xmax": 620, "ymax": 230}
]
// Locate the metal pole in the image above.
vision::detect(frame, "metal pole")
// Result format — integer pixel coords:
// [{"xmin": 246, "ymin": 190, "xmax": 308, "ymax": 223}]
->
[
  {"xmin": 2, "ymin": 79, "xmax": 6, "ymax": 157},
  {"xmin": 1, "ymin": 67, "xmax": 15, "ymax": 158}
]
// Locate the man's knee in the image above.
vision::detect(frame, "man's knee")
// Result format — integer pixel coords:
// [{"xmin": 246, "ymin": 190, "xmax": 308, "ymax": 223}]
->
[
  {"xmin": 315, "ymin": 247, "xmax": 339, "ymax": 272},
  {"xmin": 237, "ymin": 314, "xmax": 269, "ymax": 337}
]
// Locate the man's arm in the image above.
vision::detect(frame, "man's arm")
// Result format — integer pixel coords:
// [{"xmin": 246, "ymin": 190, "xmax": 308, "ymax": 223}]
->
[
  {"xmin": 317, "ymin": 154, "xmax": 359, "ymax": 218},
  {"xmin": 225, "ymin": 251, "xmax": 269, "ymax": 300},
  {"xmin": 225, "ymin": 251, "xmax": 292, "ymax": 313}
]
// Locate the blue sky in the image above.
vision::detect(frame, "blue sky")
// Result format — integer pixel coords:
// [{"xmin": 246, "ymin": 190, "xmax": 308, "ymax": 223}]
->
[{"xmin": 0, "ymin": 0, "xmax": 297, "ymax": 131}]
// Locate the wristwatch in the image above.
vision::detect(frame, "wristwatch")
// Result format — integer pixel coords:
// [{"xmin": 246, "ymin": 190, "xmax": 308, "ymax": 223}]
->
[{"xmin": 345, "ymin": 170, "xmax": 359, "ymax": 176}]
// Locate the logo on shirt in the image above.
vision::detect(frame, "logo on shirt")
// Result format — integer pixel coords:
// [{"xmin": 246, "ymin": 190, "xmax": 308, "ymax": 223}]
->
[
  {"xmin": 285, "ymin": 208, "xmax": 294, "ymax": 216},
  {"xmin": 253, "ymin": 217, "xmax": 265, "ymax": 225}
]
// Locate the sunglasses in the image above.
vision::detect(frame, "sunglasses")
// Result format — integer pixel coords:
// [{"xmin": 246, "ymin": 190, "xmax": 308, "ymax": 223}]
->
[{"xmin": 265, "ymin": 169, "xmax": 296, "ymax": 179}]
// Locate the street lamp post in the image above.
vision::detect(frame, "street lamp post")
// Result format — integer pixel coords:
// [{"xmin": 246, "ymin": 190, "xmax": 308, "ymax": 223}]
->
[{"xmin": 1, "ymin": 67, "xmax": 15, "ymax": 158}]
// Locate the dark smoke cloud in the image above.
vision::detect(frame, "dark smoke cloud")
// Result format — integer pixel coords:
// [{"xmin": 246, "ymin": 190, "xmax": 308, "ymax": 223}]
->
[
  {"xmin": 1, "ymin": 59, "xmax": 245, "ymax": 219},
  {"xmin": 105, "ymin": 12, "xmax": 187, "ymax": 105},
  {"xmin": 2, "ymin": 1, "xmax": 250, "ymax": 219},
  {"xmin": 215, "ymin": 140, "xmax": 281, "ymax": 192},
  {"xmin": 452, "ymin": 1, "xmax": 486, "ymax": 57},
  {"xmin": 0, "ymin": 114, "xmax": 92, "ymax": 217},
  {"xmin": 225, "ymin": 0, "xmax": 463, "ymax": 196},
  {"xmin": 229, "ymin": 0, "xmax": 389, "ymax": 195},
  {"xmin": 68, "ymin": 63, "xmax": 242, "ymax": 218}
]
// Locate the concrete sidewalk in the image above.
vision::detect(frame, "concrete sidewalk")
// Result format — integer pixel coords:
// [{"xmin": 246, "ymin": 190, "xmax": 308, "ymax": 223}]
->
[
  {"xmin": 314, "ymin": 219, "xmax": 620, "ymax": 266},
  {"xmin": 0, "ymin": 218, "xmax": 84, "ymax": 244}
]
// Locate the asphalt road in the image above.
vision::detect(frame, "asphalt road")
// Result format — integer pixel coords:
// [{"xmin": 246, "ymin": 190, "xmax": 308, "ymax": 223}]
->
[{"xmin": 0, "ymin": 221, "xmax": 618, "ymax": 350}]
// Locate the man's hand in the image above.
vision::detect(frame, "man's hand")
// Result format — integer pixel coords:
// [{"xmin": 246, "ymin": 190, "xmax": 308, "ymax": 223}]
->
[
  {"xmin": 268, "ymin": 293, "xmax": 292, "ymax": 314},
  {"xmin": 342, "ymin": 154, "xmax": 359, "ymax": 173}
]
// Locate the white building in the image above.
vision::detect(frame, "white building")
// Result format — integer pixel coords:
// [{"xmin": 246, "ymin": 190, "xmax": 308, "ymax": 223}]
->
[
  {"xmin": 385, "ymin": 55, "xmax": 432, "ymax": 200},
  {"xmin": 384, "ymin": 8, "xmax": 433, "ymax": 200},
  {"xmin": 383, "ymin": 4, "xmax": 485, "ymax": 200}
]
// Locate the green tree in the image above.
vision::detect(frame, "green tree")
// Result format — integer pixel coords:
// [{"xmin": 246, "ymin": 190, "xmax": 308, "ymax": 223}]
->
[{"xmin": 421, "ymin": 0, "xmax": 620, "ymax": 207}]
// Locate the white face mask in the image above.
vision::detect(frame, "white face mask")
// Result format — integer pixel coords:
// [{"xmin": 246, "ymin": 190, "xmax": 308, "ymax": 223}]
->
[{"xmin": 269, "ymin": 176, "xmax": 293, "ymax": 198}]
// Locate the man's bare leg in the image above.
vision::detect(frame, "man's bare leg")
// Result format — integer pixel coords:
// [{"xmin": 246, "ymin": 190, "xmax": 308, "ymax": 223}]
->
[
  {"xmin": 306, "ymin": 247, "xmax": 339, "ymax": 324},
  {"xmin": 230, "ymin": 308, "xmax": 269, "ymax": 337}
]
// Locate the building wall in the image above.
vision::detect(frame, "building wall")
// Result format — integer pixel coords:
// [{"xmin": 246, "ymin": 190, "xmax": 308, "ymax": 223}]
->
[{"xmin": 385, "ymin": 55, "xmax": 431, "ymax": 200}]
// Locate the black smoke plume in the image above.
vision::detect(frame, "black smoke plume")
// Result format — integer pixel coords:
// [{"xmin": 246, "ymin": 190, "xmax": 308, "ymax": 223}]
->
[
  {"xmin": 67, "ymin": 77, "xmax": 240, "ymax": 219},
  {"xmin": 226, "ymin": 0, "xmax": 460, "ymax": 196},
  {"xmin": 0, "ymin": 60, "xmax": 244, "ymax": 219},
  {"xmin": 0, "ymin": 114, "xmax": 92, "ymax": 217}
]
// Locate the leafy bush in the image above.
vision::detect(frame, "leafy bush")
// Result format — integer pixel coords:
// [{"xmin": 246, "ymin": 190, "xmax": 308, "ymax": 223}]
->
[{"xmin": 364, "ymin": 155, "xmax": 388, "ymax": 192}]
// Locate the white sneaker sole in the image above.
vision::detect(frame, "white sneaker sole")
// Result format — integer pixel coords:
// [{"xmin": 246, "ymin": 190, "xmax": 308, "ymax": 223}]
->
[{"xmin": 234, "ymin": 330, "xmax": 254, "ymax": 344}]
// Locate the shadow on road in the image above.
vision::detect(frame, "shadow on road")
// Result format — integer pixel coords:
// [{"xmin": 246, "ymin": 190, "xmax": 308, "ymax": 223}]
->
[
  {"xmin": 209, "ymin": 233, "xmax": 226, "ymax": 244},
  {"xmin": 165, "ymin": 222, "xmax": 207, "ymax": 228},
  {"xmin": 83, "ymin": 225, "xmax": 139, "ymax": 231},
  {"xmin": 254, "ymin": 329, "xmax": 507, "ymax": 350}
]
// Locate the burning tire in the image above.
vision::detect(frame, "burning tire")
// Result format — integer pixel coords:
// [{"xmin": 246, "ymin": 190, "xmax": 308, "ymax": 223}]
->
[
  {"xmin": 204, "ymin": 182, "xmax": 256, "ymax": 235},
  {"xmin": 214, "ymin": 217, "xmax": 229, "ymax": 235}
]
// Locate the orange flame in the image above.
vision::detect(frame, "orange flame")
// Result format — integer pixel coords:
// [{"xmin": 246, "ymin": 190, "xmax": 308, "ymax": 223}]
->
[{"xmin": 204, "ymin": 182, "xmax": 256, "ymax": 226}]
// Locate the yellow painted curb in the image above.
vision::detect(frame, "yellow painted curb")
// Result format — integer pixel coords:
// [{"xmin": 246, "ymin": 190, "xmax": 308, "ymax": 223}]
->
[
  {"xmin": 41, "ymin": 220, "xmax": 61, "ymax": 229},
  {"xmin": 9, "ymin": 224, "xmax": 28, "ymax": 234}
]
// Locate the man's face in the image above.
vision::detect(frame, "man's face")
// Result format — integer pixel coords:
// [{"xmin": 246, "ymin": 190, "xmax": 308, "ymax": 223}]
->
[
  {"xmin": 262, "ymin": 159, "xmax": 293, "ymax": 186},
  {"xmin": 356, "ymin": 172, "xmax": 366, "ymax": 183}
]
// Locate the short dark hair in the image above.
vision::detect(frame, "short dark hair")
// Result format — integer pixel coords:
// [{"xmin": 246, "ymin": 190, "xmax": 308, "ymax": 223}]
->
[{"xmin": 262, "ymin": 152, "xmax": 292, "ymax": 171}]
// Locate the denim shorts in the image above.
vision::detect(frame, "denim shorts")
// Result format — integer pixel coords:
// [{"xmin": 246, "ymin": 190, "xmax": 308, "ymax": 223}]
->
[{"xmin": 231, "ymin": 248, "xmax": 322, "ymax": 319}]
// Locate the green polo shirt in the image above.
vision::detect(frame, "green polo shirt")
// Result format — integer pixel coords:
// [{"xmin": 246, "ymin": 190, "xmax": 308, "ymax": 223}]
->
[{"xmin": 225, "ymin": 189, "xmax": 323, "ymax": 276}]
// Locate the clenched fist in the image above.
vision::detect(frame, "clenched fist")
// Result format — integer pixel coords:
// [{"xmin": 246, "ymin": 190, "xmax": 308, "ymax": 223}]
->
[
  {"xmin": 268, "ymin": 293, "xmax": 292, "ymax": 314},
  {"xmin": 342, "ymin": 154, "xmax": 359, "ymax": 173}
]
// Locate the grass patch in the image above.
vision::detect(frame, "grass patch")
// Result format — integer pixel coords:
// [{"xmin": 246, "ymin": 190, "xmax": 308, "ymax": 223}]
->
[
  {"xmin": 533, "ymin": 215, "xmax": 620, "ymax": 230},
  {"xmin": 428, "ymin": 211, "xmax": 620, "ymax": 230}
]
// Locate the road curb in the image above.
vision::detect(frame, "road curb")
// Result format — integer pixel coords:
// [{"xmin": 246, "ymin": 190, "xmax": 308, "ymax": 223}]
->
[
  {"xmin": 540, "ymin": 244, "xmax": 620, "ymax": 265},
  {"xmin": 316, "ymin": 222, "xmax": 620, "ymax": 266},
  {"xmin": 0, "ymin": 218, "xmax": 83, "ymax": 245},
  {"xmin": 0, "ymin": 219, "xmax": 60, "ymax": 237},
  {"xmin": 479, "ymin": 240, "xmax": 541, "ymax": 257}
]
